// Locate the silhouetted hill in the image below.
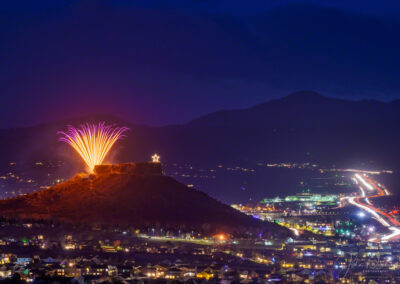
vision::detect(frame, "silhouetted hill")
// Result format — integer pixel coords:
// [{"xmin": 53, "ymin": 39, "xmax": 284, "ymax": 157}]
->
[
  {"xmin": 188, "ymin": 91, "xmax": 397, "ymax": 128},
  {"xmin": 0, "ymin": 163, "xmax": 284, "ymax": 235}
]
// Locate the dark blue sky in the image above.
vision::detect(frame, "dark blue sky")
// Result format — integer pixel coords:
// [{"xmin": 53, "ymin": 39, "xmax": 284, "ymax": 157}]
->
[{"xmin": 1, "ymin": 0, "xmax": 400, "ymax": 127}]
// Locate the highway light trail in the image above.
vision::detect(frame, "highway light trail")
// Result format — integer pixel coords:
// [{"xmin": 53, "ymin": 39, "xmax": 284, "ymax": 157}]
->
[
  {"xmin": 358, "ymin": 185, "xmax": 365, "ymax": 197},
  {"xmin": 355, "ymin": 174, "xmax": 373, "ymax": 190},
  {"xmin": 381, "ymin": 227, "xmax": 400, "ymax": 242},
  {"xmin": 348, "ymin": 196, "xmax": 390, "ymax": 227},
  {"xmin": 348, "ymin": 174, "xmax": 400, "ymax": 242}
]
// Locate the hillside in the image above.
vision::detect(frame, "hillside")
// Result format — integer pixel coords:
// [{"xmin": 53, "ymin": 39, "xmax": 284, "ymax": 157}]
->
[{"xmin": 0, "ymin": 163, "xmax": 284, "ymax": 235}]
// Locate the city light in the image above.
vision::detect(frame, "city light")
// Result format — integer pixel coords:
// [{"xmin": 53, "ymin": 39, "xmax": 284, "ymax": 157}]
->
[
  {"xmin": 216, "ymin": 234, "xmax": 226, "ymax": 241},
  {"xmin": 290, "ymin": 228, "xmax": 300, "ymax": 236}
]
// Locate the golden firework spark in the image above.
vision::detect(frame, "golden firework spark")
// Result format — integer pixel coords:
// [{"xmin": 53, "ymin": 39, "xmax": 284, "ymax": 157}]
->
[{"xmin": 58, "ymin": 122, "xmax": 129, "ymax": 172}]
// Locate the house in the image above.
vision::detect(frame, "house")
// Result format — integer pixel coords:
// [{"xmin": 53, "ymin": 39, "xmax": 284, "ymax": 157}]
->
[
  {"xmin": 165, "ymin": 267, "xmax": 181, "ymax": 279},
  {"xmin": 0, "ymin": 265, "xmax": 12, "ymax": 278},
  {"xmin": 116, "ymin": 264, "xmax": 132, "ymax": 277}
]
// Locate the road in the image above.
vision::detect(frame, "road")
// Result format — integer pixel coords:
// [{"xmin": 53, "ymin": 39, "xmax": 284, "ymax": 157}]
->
[{"xmin": 341, "ymin": 174, "xmax": 400, "ymax": 242}]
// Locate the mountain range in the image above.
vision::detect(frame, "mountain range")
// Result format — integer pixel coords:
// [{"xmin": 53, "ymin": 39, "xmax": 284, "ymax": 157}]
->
[{"xmin": 2, "ymin": 91, "xmax": 400, "ymax": 172}]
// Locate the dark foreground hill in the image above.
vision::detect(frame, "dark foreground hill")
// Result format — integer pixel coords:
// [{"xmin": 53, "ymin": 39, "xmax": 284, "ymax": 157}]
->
[{"xmin": 0, "ymin": 163, "xmax": 286, "ymax": 236}]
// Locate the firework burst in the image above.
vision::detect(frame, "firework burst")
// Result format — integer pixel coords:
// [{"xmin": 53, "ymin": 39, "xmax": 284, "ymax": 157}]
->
[{"xmin": 58, "ymin": 122, "xmax": 129, "ymax": 172}]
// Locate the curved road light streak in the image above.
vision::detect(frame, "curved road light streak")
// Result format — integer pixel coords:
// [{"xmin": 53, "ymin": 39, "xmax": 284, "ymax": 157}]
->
[
  {"xmin": 358, "ymin": 185, "xmax": 366, "ymax": 197},
  {"xmin": 349, "ymin": 174, "xmax": 400, "ymax": 242},
  {"xmin": 381, "ymin": 227, "xmax": 400, "ymax": 242},
  {"xmin": 348, "ymin": 196, "xmax": 390, "ymax": 227},
  {"xmin": 355, "ymin": 174, "xmax": 373, "ymax": 190}
]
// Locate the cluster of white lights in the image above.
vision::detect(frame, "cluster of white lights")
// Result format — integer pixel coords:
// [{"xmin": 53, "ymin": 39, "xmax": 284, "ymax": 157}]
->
[{"xmin": 290, "ymin": 228, "xmax": 300, "ymax": 236}]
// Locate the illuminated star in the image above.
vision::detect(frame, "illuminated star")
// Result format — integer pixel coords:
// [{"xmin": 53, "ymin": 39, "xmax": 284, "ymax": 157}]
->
[{"xmin": 152, "ymin": 154, "xmax": 160, "ymax": 163}]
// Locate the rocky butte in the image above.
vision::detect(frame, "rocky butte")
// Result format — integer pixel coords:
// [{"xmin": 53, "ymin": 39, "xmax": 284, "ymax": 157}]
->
[{"xmin": 0, "ymin": 162, "xmax": 287, "ymax": 235}]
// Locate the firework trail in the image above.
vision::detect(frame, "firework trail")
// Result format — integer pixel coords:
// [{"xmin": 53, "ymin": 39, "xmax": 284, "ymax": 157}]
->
[{"xmin": 58, "ymin": 122, "xmax": 129, "ymax": 172}]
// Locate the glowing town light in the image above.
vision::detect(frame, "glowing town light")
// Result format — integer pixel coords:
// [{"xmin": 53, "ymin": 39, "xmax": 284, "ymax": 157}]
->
[
  {"xmin": 290, "ymin": 228, "xmax": 300, "ymax": 237},
  {"xmin": 216, "ymin": 234, "xmax": 225, "ymax": 241},
  {"xmin": 58, "ymin": 122, "xmax": 129, "ymax": 173},
  {"xmin": 358, "ymin": 211, "xmax": 366, "ymax": 218},
  {"xmin": 152, "ymin": 154, "xmax": 160, "ymax": 163}
]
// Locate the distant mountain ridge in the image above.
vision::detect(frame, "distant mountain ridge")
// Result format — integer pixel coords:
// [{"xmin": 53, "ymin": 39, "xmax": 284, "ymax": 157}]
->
[
  {"xmin": 1, "ymin": 91, "xmax": 400, "ymax": 172},
  {"xmin": 188, "ymin": 91, "xmax": 400, "ymax": 128}
]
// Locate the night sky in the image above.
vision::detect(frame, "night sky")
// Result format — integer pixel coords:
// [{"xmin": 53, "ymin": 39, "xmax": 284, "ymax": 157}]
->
[{"xmin": 2, "ymin": 0, "xmax": 400, "ymax": 128}]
